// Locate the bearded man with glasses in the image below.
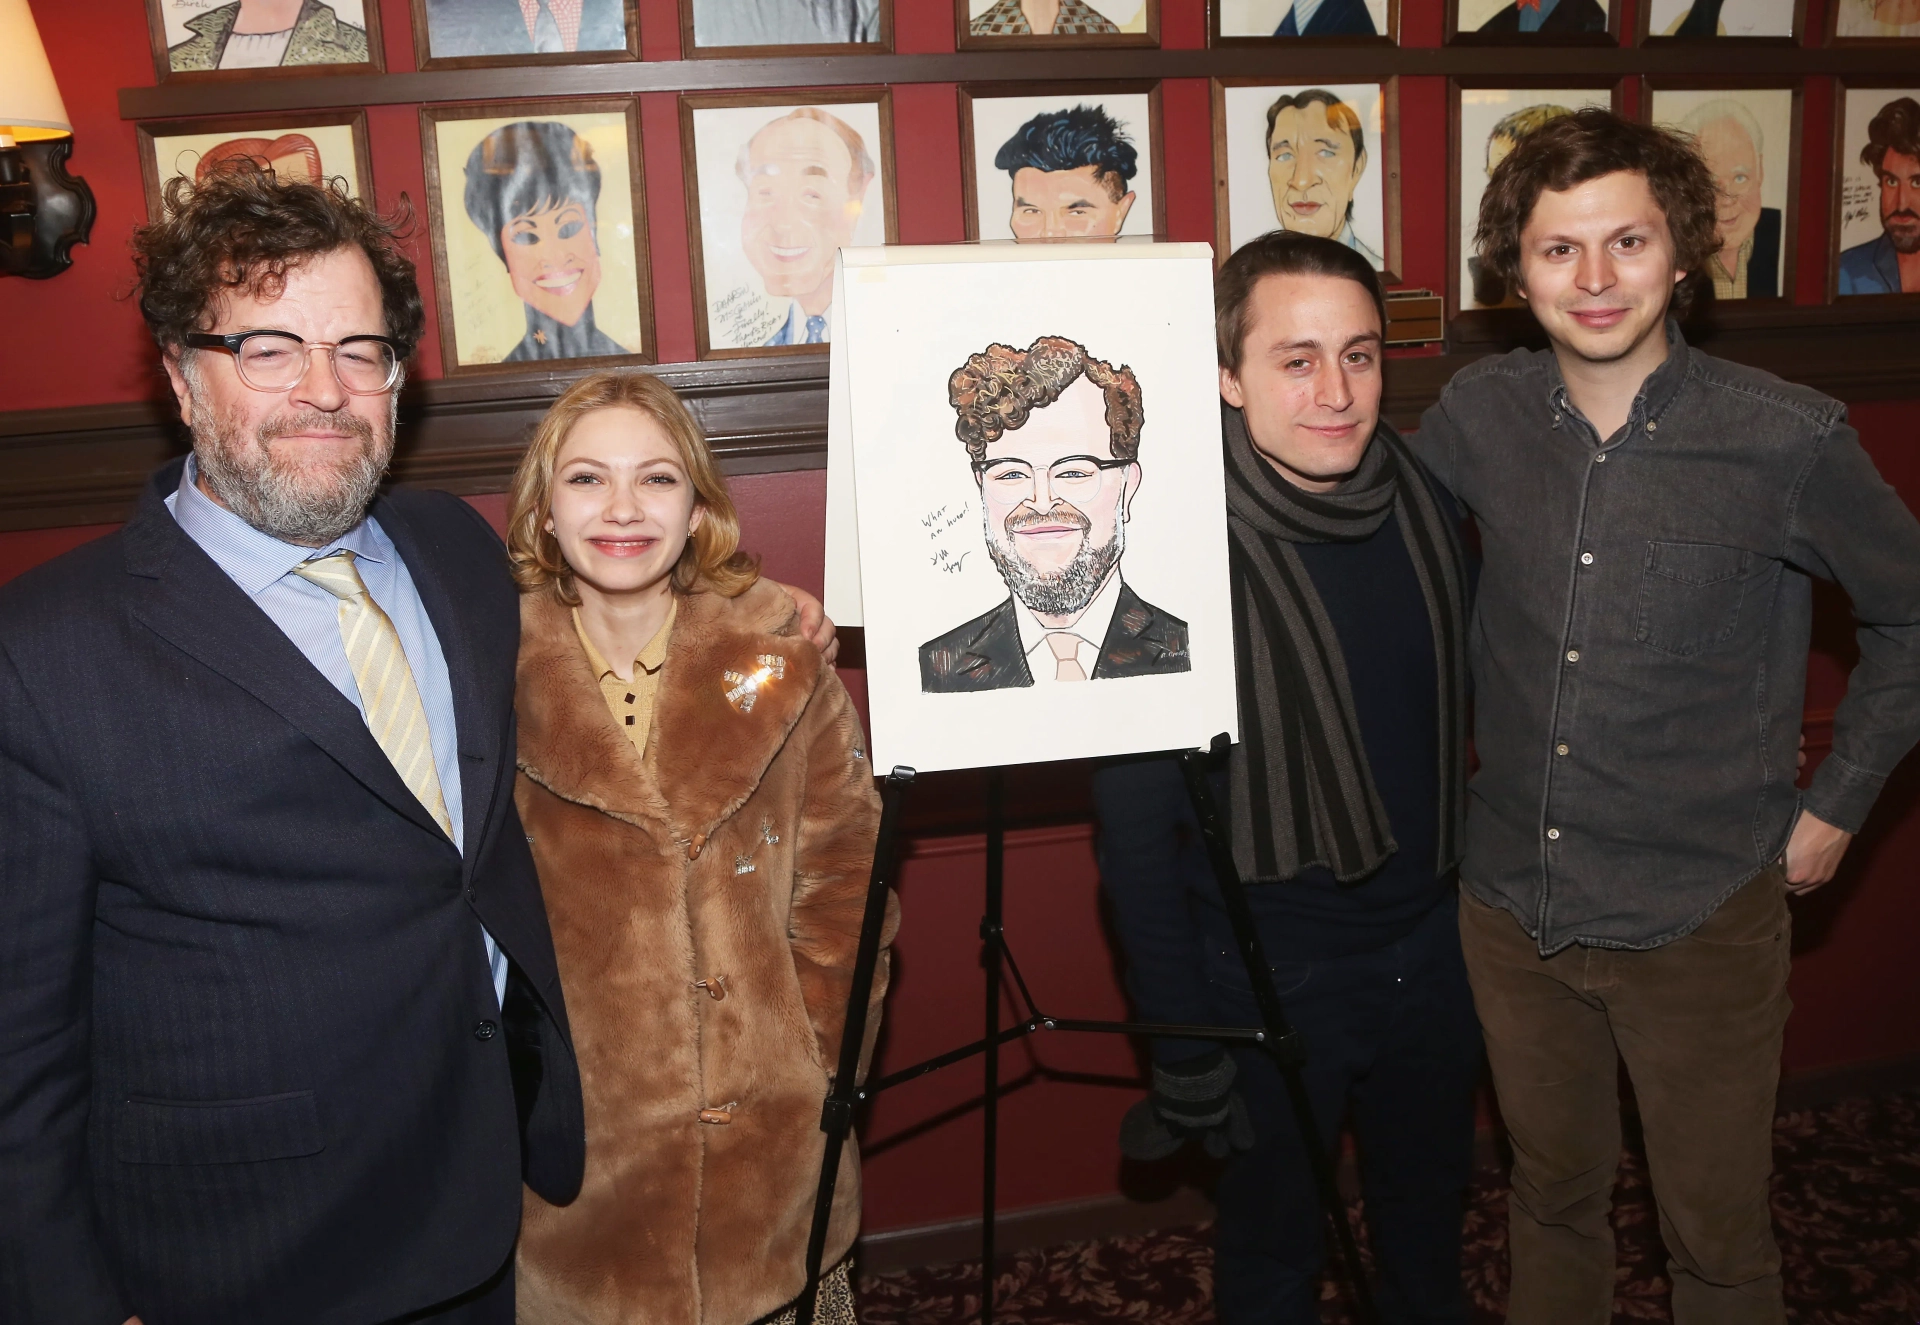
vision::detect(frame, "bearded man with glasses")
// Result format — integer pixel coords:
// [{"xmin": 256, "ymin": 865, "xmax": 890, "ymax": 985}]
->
[
  {"xmin": 0, "ymin": 163, "xmax": 836, "ymax": 1325},
  {"xmin": 918, "ymin": 334, "xmax": 1192, "ymax": 692}
]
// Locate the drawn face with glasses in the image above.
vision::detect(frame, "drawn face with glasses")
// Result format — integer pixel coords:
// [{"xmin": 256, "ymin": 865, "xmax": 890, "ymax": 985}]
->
[
  {"xmin": 163, "ymin": 247, "xmax": 404, "ymax": 547},
  {"xmin": 974, "ymin": 376, "xmax": 1141, "ymax": 621}
]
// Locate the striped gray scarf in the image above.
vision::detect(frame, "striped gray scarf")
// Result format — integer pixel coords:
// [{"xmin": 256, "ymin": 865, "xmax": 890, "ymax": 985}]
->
[{"xmin": 1221, "ymin": 405, "xmax": 1469, "ymax": 885}]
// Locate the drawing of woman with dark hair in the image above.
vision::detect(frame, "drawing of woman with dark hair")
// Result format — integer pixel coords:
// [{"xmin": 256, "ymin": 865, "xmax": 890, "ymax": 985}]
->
[{"xmin": 464, "ymin": 120, "xmax": 630, "ymax": 363}]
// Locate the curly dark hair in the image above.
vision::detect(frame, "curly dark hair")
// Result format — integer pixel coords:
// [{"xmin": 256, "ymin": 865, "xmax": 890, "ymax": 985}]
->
[
  {"xmin": 1862, "ymin": 96, "xmax": 1920, "ymax": 177},
  {"xmin": 1474, "ymin": 108, "xmax": 1720, "ymax": 317},
  {"xmin": 949, "ymin": 335, "xmax": 1144, "ymax": 463},
  {"xmin": 132, "ymin": 159, "xmax": 426, "ymax": 358}
]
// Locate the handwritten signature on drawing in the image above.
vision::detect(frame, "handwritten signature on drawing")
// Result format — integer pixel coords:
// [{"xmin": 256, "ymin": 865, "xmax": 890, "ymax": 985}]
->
[{"xmin": 922, "ymin": 503, "xmax": 973, "ymax": 573}]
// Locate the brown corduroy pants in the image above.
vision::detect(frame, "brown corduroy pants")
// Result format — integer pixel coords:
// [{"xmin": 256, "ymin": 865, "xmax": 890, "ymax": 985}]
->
[{"xmin": 1459, "ymin": 872, "xmax": 1793, "ymax": 1325}]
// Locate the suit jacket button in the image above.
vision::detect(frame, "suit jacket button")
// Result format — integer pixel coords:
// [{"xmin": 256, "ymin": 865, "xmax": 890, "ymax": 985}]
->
[{"xmin": 473, "ymin": 1020, "xmax": 497, "ymax": 1041}]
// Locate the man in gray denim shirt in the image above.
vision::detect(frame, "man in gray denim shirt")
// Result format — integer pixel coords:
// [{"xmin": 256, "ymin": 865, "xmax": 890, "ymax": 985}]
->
[{"xmin": 1412, "ymin": 110, "xmax": 1920, "ymax": 1323}]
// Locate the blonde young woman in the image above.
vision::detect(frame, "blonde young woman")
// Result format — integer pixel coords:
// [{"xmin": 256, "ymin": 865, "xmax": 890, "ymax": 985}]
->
[{"xmin": 505, "ymin": 371, "xmax": 892, "ymax": 1325}]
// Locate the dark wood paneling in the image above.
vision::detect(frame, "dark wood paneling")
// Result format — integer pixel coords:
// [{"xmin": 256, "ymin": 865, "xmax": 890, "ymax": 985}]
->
[
  {"xmin": 119, "ymin": 47, "xmax": 1920, "ymax": 121},
  {"xmin": 5, "ymin": 318, "xmax": 1914, "ymax": 534}
]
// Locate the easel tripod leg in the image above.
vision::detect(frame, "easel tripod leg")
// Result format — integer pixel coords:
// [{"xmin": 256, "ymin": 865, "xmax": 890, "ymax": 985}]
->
[
  {"xmin": 981, "ymin": 767, "xmax": 1005, "ymax": 1325},
  {"xmin": 796, "ymin": 766, "xmax": 915, "ymax": 1325},
  {"xmin": 1177, "ymin": 742, "xmax": 1380, "ymax": 1325}
]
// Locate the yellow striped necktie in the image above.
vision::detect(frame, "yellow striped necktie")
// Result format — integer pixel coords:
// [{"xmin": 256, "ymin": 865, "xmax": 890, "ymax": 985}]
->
[{"xmin": 292, "ymin": 551, "xmax": 454, "ymax": 840}]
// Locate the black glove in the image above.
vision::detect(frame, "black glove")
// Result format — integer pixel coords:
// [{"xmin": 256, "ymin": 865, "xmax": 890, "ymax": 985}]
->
[{"xmin": 1118, "ymin": 1048, "xmax": 1257, "ymax": 1161}]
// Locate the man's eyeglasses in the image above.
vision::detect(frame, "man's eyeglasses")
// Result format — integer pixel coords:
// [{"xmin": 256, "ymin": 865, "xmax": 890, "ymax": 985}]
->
[
  {"xmin": 183, "ymin": 331, "xmax": 405, "ymax": 395},
  {"xmin": 972, "ymin": 454, "xmax": 1131, "ymax": 505}
]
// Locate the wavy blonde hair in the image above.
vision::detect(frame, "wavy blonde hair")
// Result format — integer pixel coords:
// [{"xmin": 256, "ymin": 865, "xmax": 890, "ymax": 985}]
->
[{"xmin": 506, "ymin": 371, "xmax": 759, "ymax": 604}]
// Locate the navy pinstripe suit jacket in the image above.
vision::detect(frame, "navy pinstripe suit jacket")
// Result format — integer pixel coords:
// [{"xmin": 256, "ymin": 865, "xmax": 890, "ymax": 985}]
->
[{"xmin": 0, "ymin": 461, "xmax": 584, "ymax": 1325}]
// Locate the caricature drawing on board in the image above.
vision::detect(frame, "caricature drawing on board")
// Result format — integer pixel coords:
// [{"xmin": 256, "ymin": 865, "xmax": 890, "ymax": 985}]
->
[
  {"xmin": 919, "ymin": 335, "xmax": 1192, "ymax": 692},
  {"xmin": 463, "ymin": 120, "xmax": 630, "ymax": 362},
  {"xmin": 996, "ymin": 106, "xmax": 1139, "ymax": 241}
]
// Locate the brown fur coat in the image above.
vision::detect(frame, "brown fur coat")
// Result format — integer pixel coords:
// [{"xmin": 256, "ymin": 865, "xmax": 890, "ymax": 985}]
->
[{"xmin": 513, "ymin": 580, "xmax": 892, "ymax": 1325}]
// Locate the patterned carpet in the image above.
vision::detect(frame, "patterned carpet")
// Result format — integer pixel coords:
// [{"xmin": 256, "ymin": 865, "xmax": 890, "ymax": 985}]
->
[{"xmin": 857, "ymin": 1091, "xmax": 1920, "ymax": 1323}]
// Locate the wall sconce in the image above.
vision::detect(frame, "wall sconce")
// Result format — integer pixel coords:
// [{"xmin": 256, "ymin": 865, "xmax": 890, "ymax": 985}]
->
[{"xmin": 0, "ymin": 0, "xmax": 95, "ymax": 280}]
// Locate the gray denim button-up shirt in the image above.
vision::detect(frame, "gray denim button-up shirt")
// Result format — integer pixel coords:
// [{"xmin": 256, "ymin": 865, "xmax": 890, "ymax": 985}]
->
[{"xmin": 1411, "ymin": 324, "xmax": 1920, "ymax": 953}]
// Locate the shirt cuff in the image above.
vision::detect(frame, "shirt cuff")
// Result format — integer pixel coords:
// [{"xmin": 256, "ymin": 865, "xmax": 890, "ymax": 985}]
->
[{"xmin": 1803, "ymin": 753, "xmax": 1886, "ymax": 836}]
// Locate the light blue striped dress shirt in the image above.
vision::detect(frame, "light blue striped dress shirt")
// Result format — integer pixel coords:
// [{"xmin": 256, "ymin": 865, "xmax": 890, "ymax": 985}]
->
[{"xmin": 168, "ymin": 458, "xmax": 507, "ymax": 1006}]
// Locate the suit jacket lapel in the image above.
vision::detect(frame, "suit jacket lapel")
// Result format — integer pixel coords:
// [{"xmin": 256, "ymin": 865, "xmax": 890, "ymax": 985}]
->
[
  {"xmin": 374, "ymin": 494, "xmax": 504, "ymax": 878},
  {"xmin": 122, "ymin": 473, "xmax": 447, "ymax": 843},
  {"xmin": 972, "ymin": 599, "xmax": 1033, "ymax": 687},
  {"xmin": 1093, "ymin": 582, "xmax": 1176, "ymax": 678}
]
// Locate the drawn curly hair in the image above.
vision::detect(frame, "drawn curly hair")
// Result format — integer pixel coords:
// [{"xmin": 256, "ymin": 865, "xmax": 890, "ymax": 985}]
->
[{"xmin": 949, "ymin": 335, "xmax": 1144, "ymax": 464}]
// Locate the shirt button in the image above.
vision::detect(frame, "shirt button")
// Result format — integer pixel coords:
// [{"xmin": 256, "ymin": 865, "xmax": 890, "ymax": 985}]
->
[
  {"xmin": 1566, "ymin": 649, "xmax": 1581, "ymax": 662},
  {"xmin": 473, "ymin": 1020, "xmax": 497, "ymax": 1041},
  {"xmin": 1580, "ymin": 552, "xmax": 1594, "ymax": 565},
  {"xmin": 1595, "ymin": 452, "xmax": 1608, "ymax": 463},
  {"xmin": 1556, "ymin": 743, "xmax": 1570, "ymax": 756},
  {"xmin": 1646, "ymin": 419, "xmax": 1658, "ymax": 433},
  {"xmin": 1547, "ymin": 828, "xmax": 1561, "ymax": 840}
]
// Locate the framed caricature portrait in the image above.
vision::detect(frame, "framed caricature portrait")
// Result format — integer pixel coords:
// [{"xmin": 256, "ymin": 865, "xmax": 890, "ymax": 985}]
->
[
  {"xmin": 683, "ymin": 0, "xmax": 890, "ymax": 57},
  {"xmin": 1451, "ymin": 83, "xmax": 1620, "ymax": 314},
  {"xmin": 681, "ymin": 91, "xmax": 897, "ymax": 359},
  {"xmin": 1212, "ymin": 80, "xmax": 1400, "ymax": 279},
  {"xmin": 1447, "ymin": 0, "xmax": 1616, "ymax": 42},
  {"xmin": 958, "ymin": 0, "xmax": 1158, "ymax": 49},
  {"xmin": 1211, "ymin": 0, "xmax": 1397, "ymax": 42},
  {"xmin": 960, "ymin": 84, "xmax": 1165, "ymax": 243},
  {"xmin": 1829, "ymin": 0, "xmax": 1920, "ymax": 41},
  {"xmin": 1647, "ymin": 83, "xmax": 1800, "ymax": 302},
  {"xmin": 137, "ymin": 111, "xmax": 372, "ymax": 221},
  {"xmin": 1638, "ymin": 0, "xmax": 1801, "ymax": 40},
  {"xmin": 1832, "ymin": 84, "xmax": 1920, "ymax": 298},
  {"xmin": 410, "ymin": 0, "xmax": 638, "ymax": 71},
  {"xmin": 145, "ymin": 0, "xmax": 384, "ymax": 81},
  {"xmin": 420, "ymin": 99, "xmax": 654, "ymax": 375}
]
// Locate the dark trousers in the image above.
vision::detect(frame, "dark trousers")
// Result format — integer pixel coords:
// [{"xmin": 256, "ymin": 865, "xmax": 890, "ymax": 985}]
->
[
  {"xmin": 1206, "ymin": 897, "xmax": 1482, "ymax": 1325},
  {"xmin": 1459, "ymin": 874, "xmax": 1791, "ymax": 1324}
]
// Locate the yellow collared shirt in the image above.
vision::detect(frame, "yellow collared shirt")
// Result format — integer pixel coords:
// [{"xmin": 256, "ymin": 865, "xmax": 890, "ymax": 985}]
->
[{"xmin": 573, "ymin": 600, "xmax": 675, "ymax": 756}]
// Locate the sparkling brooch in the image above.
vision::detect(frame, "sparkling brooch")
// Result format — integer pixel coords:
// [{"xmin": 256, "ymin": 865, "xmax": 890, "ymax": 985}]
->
[
  {"xmin": 734, "ymin": 854, "xmax": 757, "ymax": 876},
  {"xmin": 760, "ymin": 820, "xmax": 781, "ymax": 848},
  {"xmin": 723, "ymin": 654, "xmax": 787, "ymax": 713}
]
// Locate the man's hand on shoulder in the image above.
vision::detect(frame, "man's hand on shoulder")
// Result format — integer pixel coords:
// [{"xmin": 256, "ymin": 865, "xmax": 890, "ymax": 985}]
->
[
  {"xmin": 772, "ymin": 581, "xmax": 838, "ymax": 666},
  {"xmin": 1782, "ymin": 809, "xmax": 1853, "ymax": 894}
]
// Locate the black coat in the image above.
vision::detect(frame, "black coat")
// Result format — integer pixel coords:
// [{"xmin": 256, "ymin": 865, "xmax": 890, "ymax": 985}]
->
[
  {"xmin": 918, "ymin": 581, "xmax": 1192, "ymax": 692},
  {"xmin": 0, "ymin": 462, "xmax": 584, "ymax": 1325}
]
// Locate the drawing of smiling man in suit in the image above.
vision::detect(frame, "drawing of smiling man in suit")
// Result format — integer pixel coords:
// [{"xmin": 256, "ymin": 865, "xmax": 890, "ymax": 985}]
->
[{"xmin": 919, "ymin": 334, "xmax": 1191, "ymax": 692}]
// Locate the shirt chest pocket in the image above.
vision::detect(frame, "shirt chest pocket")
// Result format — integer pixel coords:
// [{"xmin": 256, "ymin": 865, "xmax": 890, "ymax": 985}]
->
[{"xmin": 1635, "ymin": 541, "xmax": 1754, "ymax": 657}]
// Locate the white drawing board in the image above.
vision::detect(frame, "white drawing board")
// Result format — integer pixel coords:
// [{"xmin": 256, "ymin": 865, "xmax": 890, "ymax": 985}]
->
[{"xmin": 825, "ymin": 244, "xmax": 1238, "ymax": 774}]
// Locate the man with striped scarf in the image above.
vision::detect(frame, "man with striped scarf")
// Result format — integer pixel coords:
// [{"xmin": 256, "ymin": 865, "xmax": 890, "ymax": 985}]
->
[{"xmin": 1097, "ymin": 230, "xmax": 1480, "ymax": 1323}]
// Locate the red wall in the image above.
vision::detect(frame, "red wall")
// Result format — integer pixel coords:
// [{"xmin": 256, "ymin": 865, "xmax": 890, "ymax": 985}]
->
[{"xmin": 3, "ymin": 0, "xmax": 1918, "ymax": 1239}]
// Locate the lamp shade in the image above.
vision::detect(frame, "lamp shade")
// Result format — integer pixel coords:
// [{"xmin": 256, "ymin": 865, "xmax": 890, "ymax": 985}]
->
[{"xmin": 0, "ymin": 0, "xmax": 73, "ymax": 143}]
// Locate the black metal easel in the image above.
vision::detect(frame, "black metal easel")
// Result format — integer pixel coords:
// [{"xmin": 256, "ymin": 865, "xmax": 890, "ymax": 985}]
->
[{"xmin": 795, "ymin": 737, "xmax": 1377, "ymax": 1325}]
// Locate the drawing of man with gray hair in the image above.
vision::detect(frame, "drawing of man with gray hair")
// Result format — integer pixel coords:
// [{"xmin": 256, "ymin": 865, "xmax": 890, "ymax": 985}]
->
[{"xmin": 1678, "ymin": 97, "xmax": 1781, "ymax": 300}]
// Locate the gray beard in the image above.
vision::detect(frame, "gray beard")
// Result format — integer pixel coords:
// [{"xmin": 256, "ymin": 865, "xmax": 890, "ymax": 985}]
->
[
  {"xmin": 986, "ymin": 516, "xmax": 1125, "ymax": 618},
  {"xmin": 189, "ymin": 389, "xmax": 395, "ymax": 547}
]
